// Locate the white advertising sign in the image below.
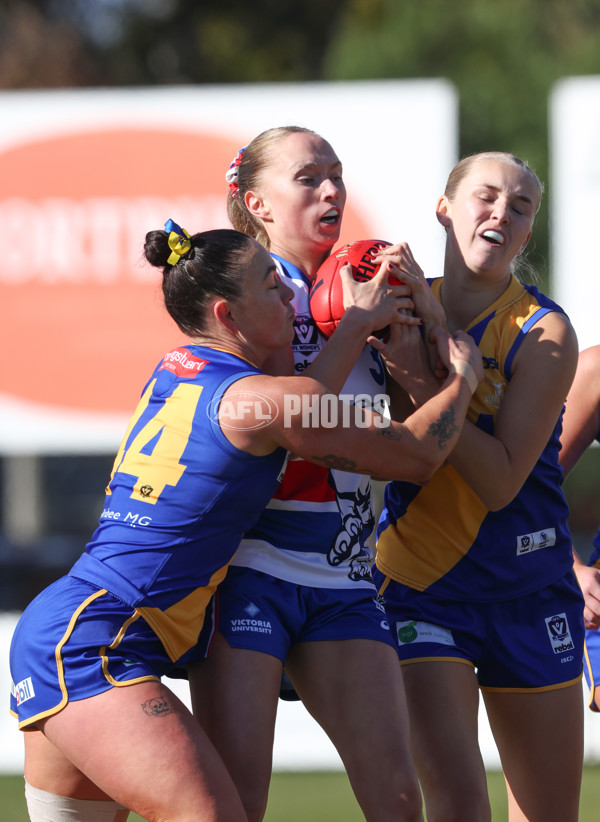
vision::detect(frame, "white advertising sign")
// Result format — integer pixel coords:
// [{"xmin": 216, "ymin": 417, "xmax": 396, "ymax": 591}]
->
[
  {"xmin": 551, "ymin": 76, "xmax": 600, "ymax": 352},
  {"xmin": 0, "ymin": 81, "xmax": 457, "ymax": 453}
]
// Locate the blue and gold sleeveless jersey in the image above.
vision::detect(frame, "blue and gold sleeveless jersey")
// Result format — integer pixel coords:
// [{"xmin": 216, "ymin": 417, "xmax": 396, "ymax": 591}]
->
[
  {"xmin": 376, "ymin": 275, "xmax": 573, "ymax": 602},
  {"xmin": 69, "ymin": 344, "xmax": 287, "ymax": 662}
]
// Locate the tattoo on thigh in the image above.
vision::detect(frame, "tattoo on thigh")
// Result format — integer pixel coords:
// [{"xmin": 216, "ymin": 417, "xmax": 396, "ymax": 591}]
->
[
  {"xmin": 427, "ymin": 406, "xmax": 457, "ymax": 450},
  {"xmin": 141, "ymin": 696, "xmax": 173, "ymax": 717}
]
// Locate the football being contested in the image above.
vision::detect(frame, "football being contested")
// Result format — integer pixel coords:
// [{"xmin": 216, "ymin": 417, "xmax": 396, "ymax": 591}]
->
[{"xmin": 309, "ymin": 239, "xmax": 399, "ymax": 337}]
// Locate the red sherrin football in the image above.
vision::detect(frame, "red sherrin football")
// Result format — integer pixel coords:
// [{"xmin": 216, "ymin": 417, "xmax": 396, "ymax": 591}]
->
[{"xmin": 309, "ymin": 239, "xmax": 394, "ymax": 337}]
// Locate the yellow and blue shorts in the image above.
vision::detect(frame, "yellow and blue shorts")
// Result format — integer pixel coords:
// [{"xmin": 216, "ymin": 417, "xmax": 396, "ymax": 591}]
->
[
  {"xmin": 9, "ymin": 575, "xmax": 215, "ymax": 729},
  {"xmin": 373, "ymin": 568, "xmax": 584, "ymax": 691}
]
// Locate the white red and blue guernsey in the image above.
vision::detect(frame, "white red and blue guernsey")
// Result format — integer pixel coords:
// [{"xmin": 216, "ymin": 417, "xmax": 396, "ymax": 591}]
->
[{"xmin": 230, "ymin": 254, "xmax": 387, "ymax": 590}]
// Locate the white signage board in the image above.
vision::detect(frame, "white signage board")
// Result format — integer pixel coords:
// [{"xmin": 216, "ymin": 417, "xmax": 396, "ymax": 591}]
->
[
  {"xmin": 0, "ymin": 81, "xmax": 457, "ymax": 453},
  {"xmin": 551, "ymin": 76, "xmax": 600, "ymax": 352}
]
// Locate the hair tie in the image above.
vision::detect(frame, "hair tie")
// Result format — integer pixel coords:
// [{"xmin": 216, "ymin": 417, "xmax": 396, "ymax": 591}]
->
[
  {"xmin": 164, "ymin": 218, "xmax": 192, "ymax": 266},
  {"xmin": 225, "ymin": 146, "xmax": 247, "ymax": 199}
]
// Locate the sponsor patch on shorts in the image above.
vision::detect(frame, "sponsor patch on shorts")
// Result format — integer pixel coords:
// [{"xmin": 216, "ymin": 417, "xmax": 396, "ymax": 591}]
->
[
  {"xmin": 395, "ymin": 620, "xmax": 454, "ymax": 647},
  {"xmin": 545, "ymin": 612, "xmax": 575, "ymax": 654},
  {"xmin": 516, "ymin": 527, "xmax": 556, "ymax": 555},
  {"xmin": 228, "ymin": 602, "xmax": 273, "ymax": 635},
  {"xmin": 12, "ymin": 676, "xmax": 35, "ymax": 706}
]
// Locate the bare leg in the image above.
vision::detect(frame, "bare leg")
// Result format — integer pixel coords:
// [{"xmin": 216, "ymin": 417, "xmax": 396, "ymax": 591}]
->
[
  {"xmin": 25, "ymin": 730, "xmax": 124, "ymax": 801},
  {"xmin": 286, "ymin": 639, "xmax": 423, "ymax": 822},
  {"xmin": 484, "ymin": 681, "xmax": 583, "ymax": 822},
  {"xmin": 33, "ymin": 680, "xmax": 246, "ymax": 822},
  {"xmin": 401, "ymin": 660, "xmax": 491, "ymax": 822},
  {"xmin": 189, "ymin": 633, "xmax": 282, "ymax": 822}
]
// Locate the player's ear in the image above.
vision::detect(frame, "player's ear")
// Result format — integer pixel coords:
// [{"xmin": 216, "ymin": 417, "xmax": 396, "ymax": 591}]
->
[
  {"xmin": 518, "ymin": 230, "xmax": 532, "ymax": 254},
  {"xmin": 436, "ymin": 195, "xmax": 451, "ymax": 228},
  {"xmin": 213, "ymin": 299, "xmax": 239, "ymax": 334},
  {"xmin": 245, "ymin": 190, "xmax": 271, "ymax": 221}
]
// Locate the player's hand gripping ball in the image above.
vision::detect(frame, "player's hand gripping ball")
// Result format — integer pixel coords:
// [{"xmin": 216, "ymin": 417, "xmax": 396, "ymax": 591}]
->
[{"xmin": 309, "ymin": 239, "xmax": 399, "ymax": 337}]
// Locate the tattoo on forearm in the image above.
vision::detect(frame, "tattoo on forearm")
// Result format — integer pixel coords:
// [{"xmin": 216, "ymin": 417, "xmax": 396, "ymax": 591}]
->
[
  {"xmin": 378, "ymin": 426, "xmax": 403, "ymax": 442},
  {"xmin": 311, "ymin": 454, "xmax": 359, "ymax": 472},
  {"xmin": 141, "ymin": 696, "xmax": 173, "ymax": 717},
  {"xmin": 427, "ymin": 406, "xmax": 458, "ymax": 450}
]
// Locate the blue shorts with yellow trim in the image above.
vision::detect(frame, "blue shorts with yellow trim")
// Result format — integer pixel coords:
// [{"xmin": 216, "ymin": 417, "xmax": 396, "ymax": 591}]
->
[
  {"xmin": 215, "ymin": 566, "xmax": 394, "ymax": 663},
  {"xmin": 372, "ymin": 568, "xmax": 584, "ymax": 691},
  {"xmin": 9, "ymin": 575, "xmax": 215, "ymax": 729}
]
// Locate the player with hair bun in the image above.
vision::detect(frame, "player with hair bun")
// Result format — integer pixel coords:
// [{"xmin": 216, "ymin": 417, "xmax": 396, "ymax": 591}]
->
[
  {"xmin": 10, "ymin": 220, "xmax": 481, "ymax": 822},
  {"xmin": 188, "ymin": 126, "xmax": 466, "ymax": 822}
]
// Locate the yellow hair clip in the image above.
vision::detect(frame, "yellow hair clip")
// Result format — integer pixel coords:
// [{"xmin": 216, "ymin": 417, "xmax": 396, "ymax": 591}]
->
[{"xmin": 164, "ymin": 219, "xmax": 192, "ymax": 265}]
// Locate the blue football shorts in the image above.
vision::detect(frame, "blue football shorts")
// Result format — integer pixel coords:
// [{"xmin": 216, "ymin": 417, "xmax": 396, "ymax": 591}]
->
[
  {"xmin": 10, "ymin": 575, "xmax": 216, "ymax": 729},
  {"xmin": 214, "ymin": 565, "xmax": 395, "ymax": 663},
  {"xmin": 372, "ymin": 567, "xmax": 584, "ymax": 691}
]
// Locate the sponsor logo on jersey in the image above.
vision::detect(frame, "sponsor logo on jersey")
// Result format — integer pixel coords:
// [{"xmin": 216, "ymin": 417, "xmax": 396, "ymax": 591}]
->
[
  {"xmin": 395, "ymin": 620, "xmax": 455, "ymax": 647},
  {"xmin": 545, "ymin": 612, "xmax": 575, "ymax": 654},
  {"xmin": 159, "ymin": 347, "xmax": 210, "ymax": 378},
  {"xmin": 516, "ymin": 527, "xmax": 556, "ymax": 555},
  {"xmin": 12, "ymin": 676, "xmax": 35, "ymax": 706}
]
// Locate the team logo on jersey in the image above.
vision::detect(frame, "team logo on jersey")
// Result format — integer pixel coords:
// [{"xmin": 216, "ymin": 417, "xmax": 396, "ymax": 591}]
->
[
  {"xmin": 484, "ymin": 378, "xmax": 506, "ymax": 408},
  {"xmin": 12, "ymin": 676, "xmax": 35, "ymax": 706},
  {"xmin": 482, "ymin": 356, "xmax": 499, "ymax": 370},
  {"xmin": 545, "ymin": 612, "xmax": 575, "ymax": 654},
  {"xmin": 159, "ymin": 347, "xmax": 209, "ymax": 378},
  {"xmin": 395, "ymin": 620, "xmax": 455, "ymax": 647},
  {"xmin": 516, "ymin": 527, "xmax": 556, "ymax": 555},
  {"xmin": 207, "ymin": 391, "xmax": 279, "ymax": 430}
]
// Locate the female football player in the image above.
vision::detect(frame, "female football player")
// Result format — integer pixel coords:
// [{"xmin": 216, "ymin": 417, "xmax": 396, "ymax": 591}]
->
[
  {"xmin": 11, "ymin": 222, "xmax": 481, "ymax": 822},
  {"xmin": 188, "ymin": 126, "xmax": 450, "ymax": 822},
  {"xmin": 375, "ymin": 152, "xmax": 584, "ymax": 822}
]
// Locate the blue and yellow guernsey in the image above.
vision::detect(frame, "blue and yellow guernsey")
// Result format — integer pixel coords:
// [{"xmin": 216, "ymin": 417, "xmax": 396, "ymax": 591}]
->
[
  {"xmin": 376, "ymin": 275, "xmax": 573, "ymax": 602},
  {"xmin": 68, "ymin": 344, "xmax": 287, "ymax": 663}
]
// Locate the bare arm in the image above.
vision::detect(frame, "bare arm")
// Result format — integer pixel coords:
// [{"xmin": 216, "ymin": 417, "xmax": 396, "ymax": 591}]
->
[
  {"xmin": 222, "ymin": 327, "xmax": 483, "ymax": 484},
  {"xmin": 369, "ymin": 321, "xmax": 447, "ymax": 412},
  {"xmin": 447, "ymin": 312, "xmax": 578, "ymax": 510},
  {"xmin": 559, "ymin": 346, "xmax": 600, "ymax": 628},
  {"xmin": 559, "ymin": 344, "xmax": 600, "ymax": 476},
  {"xmin": 572, "ymin": 550, "xmax": 600, "ymax": 630}
]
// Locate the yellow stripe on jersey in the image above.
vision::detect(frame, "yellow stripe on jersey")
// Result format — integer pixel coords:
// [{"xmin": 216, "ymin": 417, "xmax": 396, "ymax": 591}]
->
[
  {"xmin": 137, "ymin": 562, "xmax": 229, "ymax": 662},
  {"xmin": 376, "ymin": 464, "xmax": 488, "ymax": 590}
]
